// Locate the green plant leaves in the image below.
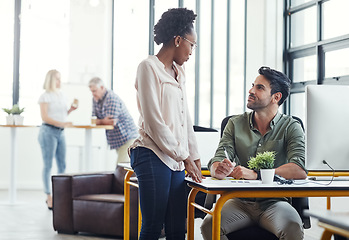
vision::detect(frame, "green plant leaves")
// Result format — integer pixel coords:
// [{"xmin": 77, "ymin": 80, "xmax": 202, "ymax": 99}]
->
[{"xmin": 247, "ymin": 151, "xmax": 276, "ymax": 170}]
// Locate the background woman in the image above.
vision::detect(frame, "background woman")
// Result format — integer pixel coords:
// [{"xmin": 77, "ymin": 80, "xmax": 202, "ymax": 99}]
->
[
  {"xmin": 38, "ymin": 69, "xmax": 77, "ymax": 210},
  {"xmin": 129, "ymin": 8, "xmax": 203, "ymax": 240}
]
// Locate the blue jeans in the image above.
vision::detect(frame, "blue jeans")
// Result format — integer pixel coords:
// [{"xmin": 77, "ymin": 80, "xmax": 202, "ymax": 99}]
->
[
  {"xmin": 130, "ymin": 147, "xmax": 186, "ymax": 240},
  {"xmin": 38, "ymin": 124, "xmax": 66, "ymax": 194}
]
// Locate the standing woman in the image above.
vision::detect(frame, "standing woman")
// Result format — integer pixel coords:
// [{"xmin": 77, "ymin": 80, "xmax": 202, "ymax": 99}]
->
[
  {"xmin": 38, "ymin": 69, "xmax": 77, "ymax": 210},
  {"xmin": 129, "ymin": 8, "xmax": 203, "ymax": 240}
]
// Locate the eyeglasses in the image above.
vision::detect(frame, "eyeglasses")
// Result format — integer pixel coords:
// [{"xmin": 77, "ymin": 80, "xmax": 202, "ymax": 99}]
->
[{"xmin": 182, "ymin": 37, "xmax": 197, "ymax": 51}]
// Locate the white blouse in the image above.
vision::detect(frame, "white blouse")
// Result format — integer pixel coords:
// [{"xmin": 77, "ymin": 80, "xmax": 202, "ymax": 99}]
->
[
  {"xmin": 38, "ymin": 90, "xmax": 68, "ymax": 123},
  {"xmin": 130, "ymin": 55, "xmax": 200, "ymax": 171}
]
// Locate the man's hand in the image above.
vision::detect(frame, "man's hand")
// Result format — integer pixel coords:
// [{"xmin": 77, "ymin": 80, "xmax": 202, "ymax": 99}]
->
[
  {"xmin": 97, "ymin": 116, "xmax": 117, "ymax": 126},
  {"xmin": 184, "ymin": 158, "xmax": 203, "ymax": 183},
  {"xmin": 211, "ymin": 159, "xmax": 235, "ymax": 180},
  {"xmin": 231, "ymin": 165, "xmax": 258, "ymax": 180}
]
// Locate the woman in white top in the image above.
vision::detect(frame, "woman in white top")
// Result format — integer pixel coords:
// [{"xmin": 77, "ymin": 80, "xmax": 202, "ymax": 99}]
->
[
  {"xmin": 129, "ymin": 8, "xmax": 203, "ymax": 240},
  {"xmin": 38, "ymin": 69, "xmax": 77, "ymax": 210}
]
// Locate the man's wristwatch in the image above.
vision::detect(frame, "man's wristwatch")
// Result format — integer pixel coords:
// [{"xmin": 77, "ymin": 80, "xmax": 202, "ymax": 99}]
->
[{"xmin": 253, "ymin": 169, "xmax": 261, "ymax": 180}]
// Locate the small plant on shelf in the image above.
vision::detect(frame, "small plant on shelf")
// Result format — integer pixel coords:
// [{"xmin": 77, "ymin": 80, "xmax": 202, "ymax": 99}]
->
[
  {"xmin": 2, "ymin": 107, "xmax": 12, "ymax": 115},
  {"xmin": 247, "ymin": 151, "xmax": 276, "ymax": 170},
  {"xmin": 11, "ymin": 104, "xmax": 25, "ymax": 115}
]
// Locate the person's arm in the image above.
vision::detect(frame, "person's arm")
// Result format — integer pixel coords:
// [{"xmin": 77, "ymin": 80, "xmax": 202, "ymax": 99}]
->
[
  {"xmin": 184, "ymin": 93, "xmax": 203, "ymax": 182},
  {"xmin": 209, "ymin": 118, "xmax": 239, "ymax": 179},
  {"xmin": 276, "ymin": 121, "xmax": 307, "ymax": 179},
  {"xmin": 136, "ymin": 61, "xmax": 189, "ymax": 162},
  {"xmin": 67, "ymin": 105, "xmax": 77, "ymax": 115},
  {"xmin": 90, "ymin": 95, "xmax": 117, "ymax": 126},
  {"xmin": 39, "ymin": 103, "xmax": 72, "ymax": 128},
  {"xmin": 275, "ymin": 162, "xmax": 307, "ymax": 179}
]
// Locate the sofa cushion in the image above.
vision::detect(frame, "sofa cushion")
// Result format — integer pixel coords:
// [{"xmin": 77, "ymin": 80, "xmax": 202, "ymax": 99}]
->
[
  {"xmin": 73, "ymin": 198, "xmax": 124, "ymax": 237},
  {"xmin": 75, "ymin": 194, "xmax": 124, "ymax": 203},
  {"xmin": 72, "ymin": 174, "xmax": 113, "ymax": 197}
]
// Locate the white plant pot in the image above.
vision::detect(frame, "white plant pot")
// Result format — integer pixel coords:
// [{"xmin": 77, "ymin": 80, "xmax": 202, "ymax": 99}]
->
[
  {"xmin": 13, "ymin": 115, "xmax": 24, "ymax": 125},
  {"xmin": 260, "ymin": 169, "xmax": 275, "ymax": 184},
  {"xmin": 6, "ymin": 115, "xmax": 14, "ymax": 125}
]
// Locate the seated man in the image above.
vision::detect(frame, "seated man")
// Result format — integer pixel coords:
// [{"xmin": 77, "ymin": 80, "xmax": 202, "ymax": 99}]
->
[{"xmin": 201, "ymin": 66, "xmax": 307, "ymax": 240}]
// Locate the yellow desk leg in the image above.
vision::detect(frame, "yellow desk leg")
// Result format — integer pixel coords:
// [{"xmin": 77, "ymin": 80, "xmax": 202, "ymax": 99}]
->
[
  {"xmin": 138, "ymin": 201, "xmax": 142, "ymax": 236},
  {"xmin": 123, "ymin": 170, "xmax": 133, "ymax": 240},
  {"xmin": 320, "ymin": 229, "xmax": 334, "ymax": 240},
  {"xmin": 319, "ymin": 222, "xmax": 349, "ymax": 239},
  {"xmin": 327, "ymin": 197, "xmax": 331, "ymax": 210},
  {"xmin": 187, "ymin": 188, "xmax": 199, "ymax": 240},
  {"xmin": 211, "ymin": 193, "xmax": 236, "ymax": 240}
]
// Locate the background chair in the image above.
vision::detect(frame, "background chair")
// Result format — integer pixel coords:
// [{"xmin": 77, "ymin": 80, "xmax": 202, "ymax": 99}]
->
[
  {"xmin": 217, "ymin": 115, "xmax": 310, "ymax": 240},
  {"xmin": 52, "ymin": 166, "xmax": 139, "ymax": 240},
  {"xmin": 186, "ymin": 126, "xmax": 219, "ymax": 219}
]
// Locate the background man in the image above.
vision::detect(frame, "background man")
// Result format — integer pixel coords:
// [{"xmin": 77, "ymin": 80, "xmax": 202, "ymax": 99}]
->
[
  {"xmin": 201, "ymin": 66, "xmax": 307, "ymax": 240},
  {"xmin": 89, "ymin": 77, "xmax": 138, "ymax": 165}
]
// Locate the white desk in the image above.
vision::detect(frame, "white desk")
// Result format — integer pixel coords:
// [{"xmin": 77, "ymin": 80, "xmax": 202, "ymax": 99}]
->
[
  {"xmin": 0, "ymin": 124, "xmax": 113, "ymax": 204},
  {"xmin": 69, "ymin": 125, "xmax": 113, "ymax": 171},
  {"xmin": 0, "ymin": 125, "xmax": 38, "ymax": 204},
  {"xmin": 186, "ymin": 177, "xmax": 349, "ymax": 240}
]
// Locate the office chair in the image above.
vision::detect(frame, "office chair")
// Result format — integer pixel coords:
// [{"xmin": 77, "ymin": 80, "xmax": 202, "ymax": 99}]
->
[
  {"xmin": 185, "ymin": 126, "xmax": 219, "ymax": 219},
  {"xmin": 216, "ymin": 115, "xmax": 310, "ymax": 240}
]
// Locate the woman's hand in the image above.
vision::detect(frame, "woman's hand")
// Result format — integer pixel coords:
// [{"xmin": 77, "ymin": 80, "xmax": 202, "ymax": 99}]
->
[
  {"xmin": 68, "ymin": 105, "xmax": 78, "ymax": 114},
  {"xmin": 184, "ymin": 158, "xmax": 204, "ymax": 183},
  {"xmin": 62, "ymin": 122, "xmax": 73, "ymax": 128}
]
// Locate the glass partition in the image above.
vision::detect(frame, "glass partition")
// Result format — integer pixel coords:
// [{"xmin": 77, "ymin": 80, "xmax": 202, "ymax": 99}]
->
[{"xmin": 0, "ymin": 0, "xmax": 15, "ymax": 122}]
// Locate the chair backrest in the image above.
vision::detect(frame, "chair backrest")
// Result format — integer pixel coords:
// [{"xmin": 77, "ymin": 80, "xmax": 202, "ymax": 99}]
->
[
  {"xmin": 220, "ymin": 115, "xmax": 232, "ymax": 137},
  {"xmin": 193, "ymin": 125, "xmax": 218, "ymax": 132},
  {"xmin": 219, "ymin": 114, "xmax": 311, "ymax": 229},
  {"xmin": 193, "ymin": 125, "xmax": 219, "ymax": 168}
]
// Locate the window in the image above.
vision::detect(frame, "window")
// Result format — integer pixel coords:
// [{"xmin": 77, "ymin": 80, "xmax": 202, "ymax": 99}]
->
[
  {"xmin": 113, "ymin": 0, "xmax": 149, "ymax": 121},
  {"xmin": 285, "ymin": 0, "xmax": 349, "ymax": 115},
  {"xmin": 16, "ymin": 0, "xmax": 113, "ymax": 125},
  {"xmin": 112, "ymin": 0, "xmax": 246, "ymax": 128},
  {"xmin": 290, "ymin": 6, "xmax": 316, "ymax": 48},
  {"xmin": 323, "ymin": 0, "xmax": 349, "ymax": 40},
  {"xmin": 293, "ymin": 55, "xmax": 317, "ymax": 82},
  {"xmin": 19, "ymin": 0, "xmax": 70, "ymax": 124},
  {"xmin": 0, "ymin": 0, "xmax": 15, "ymax": 120},
  {"xmin": 325, "ymin": 47, "xmax": 349, "ymax": 78}
]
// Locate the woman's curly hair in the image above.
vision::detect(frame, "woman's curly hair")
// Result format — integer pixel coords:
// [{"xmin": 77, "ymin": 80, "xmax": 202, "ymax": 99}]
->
[{"xmin": 154, "ymin": 8, "xmax": 197, "ymax": 45}]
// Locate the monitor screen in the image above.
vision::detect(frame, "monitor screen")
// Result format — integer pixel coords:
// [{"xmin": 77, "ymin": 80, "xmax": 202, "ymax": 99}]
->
[
  {"xmin": 194, "ymin": 131, "xmax": 220, "ymax": 168},
  {"xmin": 305, "ymin": 85, "xmax": 349, "ymax": 171}
]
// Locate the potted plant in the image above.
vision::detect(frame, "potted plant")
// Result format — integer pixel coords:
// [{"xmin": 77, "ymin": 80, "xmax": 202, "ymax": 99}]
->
[
  {"xmin": 11, "ymin": 104, "xmax": 25, "ymax": 125},
  {"xmin": 2, "ymin": 107, "xmax": 14, "ymax": 125},
  {"xmin": 248, "ymin": 151, "xmax": 276, "ymax": 184}
]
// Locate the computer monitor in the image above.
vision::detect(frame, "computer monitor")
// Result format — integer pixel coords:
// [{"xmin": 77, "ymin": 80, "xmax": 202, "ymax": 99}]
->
[
  {"xmin": 305, "ymin": 85, "xmax": 349, "ymax": 171},
  {"xmin": 194, "ymin": 131, "xmax": 220, "ymax": 168}
]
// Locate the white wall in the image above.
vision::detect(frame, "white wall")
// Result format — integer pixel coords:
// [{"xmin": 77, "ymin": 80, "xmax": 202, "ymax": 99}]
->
[
  {"xmin": 0, "ymin": 0, "xmax": 284, "ymax": 192},
  {"xmin": 0, "ymin": 0, "xmax": 116, "ymax": 194}
]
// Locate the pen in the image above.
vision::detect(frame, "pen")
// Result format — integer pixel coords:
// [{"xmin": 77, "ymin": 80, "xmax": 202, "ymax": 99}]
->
[{"xmin": 224, "ymin": 147, "xmax": 235, "ymax": 164}]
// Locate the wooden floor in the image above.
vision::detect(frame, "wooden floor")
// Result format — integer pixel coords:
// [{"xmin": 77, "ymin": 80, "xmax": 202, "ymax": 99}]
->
[{"xmin": 0, "ymin": 189, "xmax": 348, "ymax": 240}]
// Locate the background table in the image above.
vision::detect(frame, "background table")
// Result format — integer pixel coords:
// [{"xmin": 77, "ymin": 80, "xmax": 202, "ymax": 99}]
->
[
  {"xmin": 304, "ymin": 210, "xmax": 349, "ymax": 240},
  {"xmin": 186, "ymin": 177, "xmax": 349, "ymax": 240},
  {"xmin": 0, "ymin": 124, "xmax": 113, "ymax": 204},
  {"xmin": 70, "ymin": 125, "xmax": 113, "ymax": 171},
  {"xmin": 0, "ymin": 125, "xmax": 38, "ymax": 204}
]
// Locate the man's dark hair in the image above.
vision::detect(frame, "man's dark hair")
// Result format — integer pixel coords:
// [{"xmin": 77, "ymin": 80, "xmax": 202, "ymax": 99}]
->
[
  {"xmin": 258, "ymin": 66, "xmax": 291, "ymax": 105},
  {"xmin": 154, "ymin": 8, "xmax": 197, "ymax": 45}
]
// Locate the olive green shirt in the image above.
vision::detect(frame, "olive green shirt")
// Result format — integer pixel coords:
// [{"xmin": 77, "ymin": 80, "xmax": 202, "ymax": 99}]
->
[{"xmin": 208, "ymin": 112, "xmax": 306, "ymax": 208}]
